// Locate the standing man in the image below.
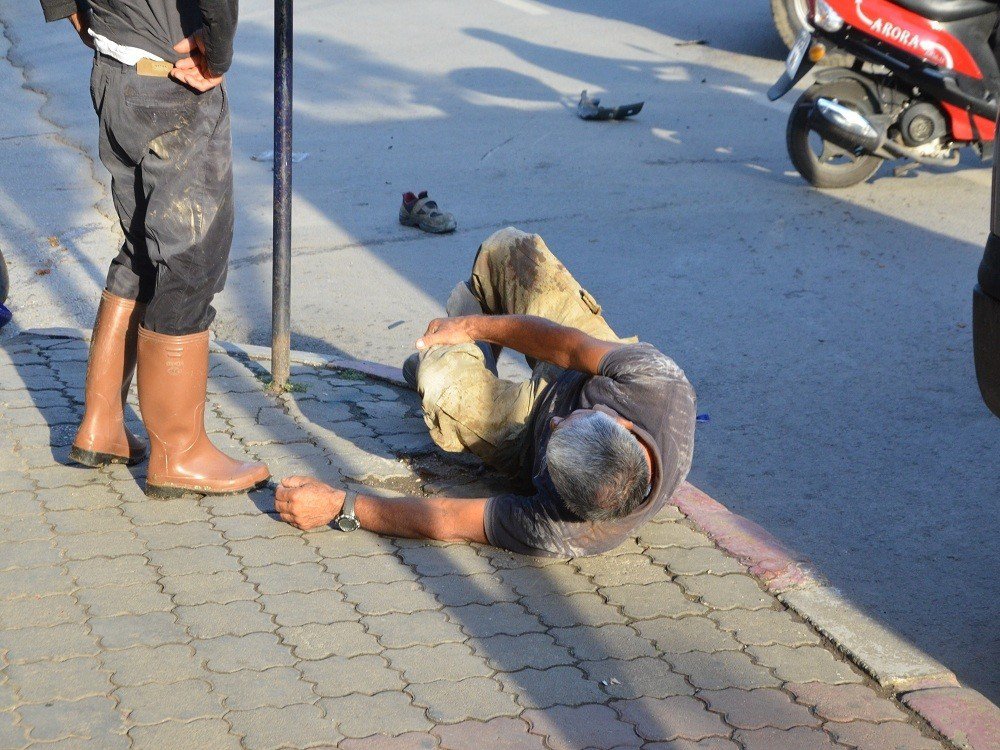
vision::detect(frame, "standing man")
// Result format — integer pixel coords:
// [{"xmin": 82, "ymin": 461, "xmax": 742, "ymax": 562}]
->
[{"xmin": 39, "ymin": 0, "xmax": 269, "ymax": 497}]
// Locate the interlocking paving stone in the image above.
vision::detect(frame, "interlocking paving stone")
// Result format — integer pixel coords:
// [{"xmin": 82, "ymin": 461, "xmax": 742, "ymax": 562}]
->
[
  {"xmin": 89, "ymin": 612, "xmax": 187, "ymax": 650},
  {"xmin": 299, "ymin": 654, "xmax": 402, "ymax": 698},
  {"xmin": 47, "ymin": 509, "xmax": 132, "ymax": 536},
  {"xmin": 550, "ymin": 624, "xmax": 657, "ymax": 661},
  {"xmin": 399, "ymin": 546, "xmax": 497, "ymax": 578},
  {"xmin": 579, "ymin": 658, "xmax": 694, "ymax": 700},
  {"xmin": 227, "ymin": 704, "xmax": 340, "ymax": 750},
  {"xmin": 343, "ymin": 580, "xmax": 440, "ymax": 615},
  {"xmin": 648, "ymin": 546, "xmax": 746, "ymax": 576},
  {"xmin": 194, "ymin": 633, "xmax": 296, "ymax": 673},
  {"xmin": 135, "ymin": 520, "xmax": 224, "ymax": 550},
  {"xmin": 667, "ymin": 651, "xmax": 782, "ymax": 690},
  {"xmin": 612, "ymin": 695, "xmax": 730, "ymax": 742},
  {"xmin": 0, "ymin": 593, "xmax": 82, "ymax": 629},
  {"xmin": 495, "ymin": 666, "xmax": 608, "ymax": 708},
  {"xmin": 733, "ymin": 726, "xmax": 840, "ymax": 750},
  {"xmin": 114, "ymin": 679, "xmax": 224, "ymax": 725},
  {"xmin": 212, "ymin": 512, "xmax": 301, "ymax": 541},
  {"xmin": 385, "ymin": 644, "xmax": 493, "ymax": 683},
  {"xmin": 309, "ymin": 530, "xmax": 398, "ymax": 559},
  {"xmin": 633, "ymin": 616, "xmax": 742, "ymax": 654},
  {"xmin": 18, "ymin": 696, "xmax": 124, "ymax": 743},
  {"xmin": 747, "ymin": 644, "xmax": 864, "ymax": 684},
  {"xmin": 260, "ymin": 590, "xmax": 358, "ymax": 626},
  {"xmin": 674, "ymin": 574, "xmax": 772, "ymax": 611},
  {"xmin": 363, "ymin": 611, "xmax": 466, "ymax": 648},
  {"xmin": 699, "ymin": 688, "xmax": 821, "ymax": 730},
  {"xmin": 600, "ymin": 581, "xmax": 707, "ymax": 620},
  {"xmin": 128, "ymin": 718, "xmax": 240, "ymax": 750},
  {"xmin": 824, "ymin": 719, "xmax": 942, "ymax": 750},
  {"xmin": 644, "ymin": 739, "xmax": 739, "ymax": 750},
  {"xmin": 329, "ymin": 553, "xmax": 414, "ymax": 584},
  {"xmin": 522, "ymin": 704, "xmax": 642, "ymax": 750},
  {"xmin": 319, "ymin": 692, "xmax": 434, "ymax": 738},
  {"xmin": 6, "ymin": 657, "xmax": 113, "ymax": 703},
  {"xmin": 409, "ymin": 677, "xmax": 521, "ymax": 722},
  {"xmin": 228, "ymin": 536, "xmax": 319, "ymax": 566},
  {"xmin": 470, "ymin": 633, "xmax": 575, "ymax": 672},
  {"xmin": 0, "ymin": 492, "xmax": 44, "ymax": 519},
  {"xmin": 34, "ymin": 486, "xmax": 120, "ymax": 512},
  {"xmin": 786, "ymin": 682, "xmax": 908, "ymax": 722},
  {"xmin": 174, "ymin": 601, "xmax": 275, "ymax": 638},
  {"xmin": 708, "ymin": 609, "xmax": 820, "ymax": 647},
  {"xmin": 208, "ymin": 666, "xmax": 319, "ymax": 710},
  {"xmin": 434, "ymin": 717, "xmax": 545, "ymax": 750},
  {"xmin": 497, "ymin": 566, "xmax": 594, "ymax": 597},
  {"xmin": 243, "ymin": 561, "xmax": 339, "ymax": 595},
  {"xmin": 280, "ymin": 621, "xmax": 382, "ymax": 660},
  {"xmin": 0, "ymin": 540, "xmax": 60, "ymax": 571},
  {"xmin": 66, "ymin": 556, "xmax": 158, "ymax": 589},
  {"xmin": 55, "ymin": 531, "xmax": 145, "ymax": 560},
  {"xmin": 520, "ymin": 592, "xmax": 627, "ymax": 628},
  {"xmin": 0, "ymin": 715, "xmax": 28, "ymax": 750},
  {"xmin": 100, "ymin": 644, "xmax": 204, "ymax": 687},
  {"xmin": 146, "ymin": 545, "xmax": 242, "ymax": 577},
  {"xmin": 160, "ymin": 570, "xmax": 258, "ymax": 605},
  {"xmin": 450, "ymin": 602, "xmax": 546, "ymax": 638},
  {"xmin": 4, "ymin": 623, "xmax": 99, "ymax": 663},
  {"xmin": 637, "ymin": 522, "xmax": 714, "ymax": 549},
  {"xmin": 427, "ymin": 572, "xmax": 520, "ymax": 607},
  {"xmin": 74, "ymin": 585, "xmax": 174, "ymax": 618},
  {"xmin": 122, "ymin": 498, "xmax": 212, "ymax": 526},
  {"xmin": 575, "ymin": 554, "xmax": 666, "ymax": 588}
]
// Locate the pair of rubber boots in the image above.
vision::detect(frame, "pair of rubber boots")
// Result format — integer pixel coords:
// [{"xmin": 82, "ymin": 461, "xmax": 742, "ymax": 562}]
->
[{"xmin": 69, "ymin": 290, "xmax": 270, "ymax": 498}]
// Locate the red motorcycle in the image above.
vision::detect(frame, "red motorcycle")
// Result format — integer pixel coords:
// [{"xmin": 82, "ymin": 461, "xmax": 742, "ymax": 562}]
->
[{"xmin": 769, "ymin": 0, "xmax": 1000, "ymax": 187}]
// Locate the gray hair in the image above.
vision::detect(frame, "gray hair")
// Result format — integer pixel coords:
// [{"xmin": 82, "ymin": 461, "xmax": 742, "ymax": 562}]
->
[{"xmin": 546, "ymin": 411, "xmax": 650, "ymax": 522}]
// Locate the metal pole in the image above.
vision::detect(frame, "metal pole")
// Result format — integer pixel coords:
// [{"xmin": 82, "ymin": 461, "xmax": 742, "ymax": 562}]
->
[{"xmin": 271, "ymin": 0, "xmax": 293, "ymax": 390}]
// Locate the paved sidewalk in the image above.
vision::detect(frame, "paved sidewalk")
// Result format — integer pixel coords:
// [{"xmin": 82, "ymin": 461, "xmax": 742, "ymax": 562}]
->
[{"xmin": 0, "ymin": 332, "xmax": 958, "ymax": 749}]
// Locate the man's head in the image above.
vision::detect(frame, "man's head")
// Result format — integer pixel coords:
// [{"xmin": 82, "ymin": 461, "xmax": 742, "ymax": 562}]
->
[{"xmin": 545, "ymin": 409, "xmax": 651, "ymax": 522}]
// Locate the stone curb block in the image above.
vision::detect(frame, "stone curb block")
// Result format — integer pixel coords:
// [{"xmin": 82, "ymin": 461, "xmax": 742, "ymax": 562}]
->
[
  {"xmin": 671, "ymin": 483, "xmax": 819, "ymax": 593},
  {"xmin": 778, "ymin": 586, "xmax": 957, "ymax": 691},
  {"xmin": 902, "ymin": 687, "xmax": 1000, "ymax": 750}
]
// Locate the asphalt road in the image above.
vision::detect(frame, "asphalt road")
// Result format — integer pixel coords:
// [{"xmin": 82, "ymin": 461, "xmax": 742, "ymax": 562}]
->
[{"xmin": 1, "ymin": 0, "xmax": 997, "ymax": 700}]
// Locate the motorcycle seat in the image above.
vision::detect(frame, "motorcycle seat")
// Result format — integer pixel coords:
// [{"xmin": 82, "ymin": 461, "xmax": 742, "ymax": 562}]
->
[{"xmin": 891, "ymin": 0, "xmax": 999, "ymax": 22}]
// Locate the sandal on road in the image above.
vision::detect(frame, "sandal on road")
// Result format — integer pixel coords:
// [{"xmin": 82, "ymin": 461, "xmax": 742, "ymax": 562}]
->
[{"xmin": 399, "ymin": 191, "xmax": 457, "ymax": 234}]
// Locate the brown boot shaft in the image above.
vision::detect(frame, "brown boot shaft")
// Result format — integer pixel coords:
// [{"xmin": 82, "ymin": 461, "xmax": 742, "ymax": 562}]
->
[
  {"xmin": 71, "ymin": 291, "xmax": 147, "ymax": 466},
  {"xmin": 137, "ymin": 327, "xmax": 269, "ymax": 497}
]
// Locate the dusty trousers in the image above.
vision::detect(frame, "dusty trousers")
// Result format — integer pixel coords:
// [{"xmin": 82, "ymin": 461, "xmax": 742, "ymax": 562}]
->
[{"xmin": 91, "ymin": 52, "xmax": 234, "ymax": 335}]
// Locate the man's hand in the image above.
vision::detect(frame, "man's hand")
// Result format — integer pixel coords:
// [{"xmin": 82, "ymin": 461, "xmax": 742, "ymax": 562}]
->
[
  {"xmin": 170, "ymin": 32, "xmax": 224, "ymax": 92},
  {"xmin": 416, "ymin": 316, "xmax": 479, "ymax": 350},
  {"xmin": 274, "ymin": 476, "xmax": 345, "ymax": 530},
  {"xmin": 68, "ymin": 11, "xmax": 95, "ymax": 49}
]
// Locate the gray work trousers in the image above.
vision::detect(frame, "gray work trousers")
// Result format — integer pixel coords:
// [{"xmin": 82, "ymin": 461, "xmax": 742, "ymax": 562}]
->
[{"xmin": 91, "ymin": 52, "xmax": 234, "ymax": 335}]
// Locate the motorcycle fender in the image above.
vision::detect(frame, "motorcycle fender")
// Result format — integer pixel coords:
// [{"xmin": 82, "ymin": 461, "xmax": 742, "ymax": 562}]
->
[
  {"xmin": 813, "ymin": 68, "xmax": 884, "ymax": 112},
  {"xmin": 768, "ymin": 32, "xmax": 816, "ymax": 101}
]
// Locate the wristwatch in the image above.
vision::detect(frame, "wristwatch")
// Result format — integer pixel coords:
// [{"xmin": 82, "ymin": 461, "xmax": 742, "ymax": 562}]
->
[{"xmin": 333, "ymin": 490, "xmax": 360, "ymax": 532}]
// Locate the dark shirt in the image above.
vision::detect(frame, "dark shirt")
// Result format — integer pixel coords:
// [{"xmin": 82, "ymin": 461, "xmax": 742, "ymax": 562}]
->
[
  {"xmin": 484, "ymin": 343, "xmax": 697, "ymax": 557},
  {"xmin": 39, "ymin": 0, "xmax": 238, "ymax": 74}
]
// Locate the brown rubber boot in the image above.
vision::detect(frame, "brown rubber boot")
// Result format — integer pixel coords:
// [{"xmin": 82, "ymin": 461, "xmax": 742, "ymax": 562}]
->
[
  {"xmin": 69, "ymin": 290, "xmax": 147, "ymax": 467},
  {"xmin": 137, "ymin": 326, "xmax": 270, "ymax": 498}
]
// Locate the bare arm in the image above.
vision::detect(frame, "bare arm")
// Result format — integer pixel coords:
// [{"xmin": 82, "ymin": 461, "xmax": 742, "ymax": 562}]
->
[
  {"xmin": 274, "ymin": 476, "xmax": 488, "ymax": 544},
  {"xmin": 417, "ymin": 314, "xmax": 621, "ymax": 376}
]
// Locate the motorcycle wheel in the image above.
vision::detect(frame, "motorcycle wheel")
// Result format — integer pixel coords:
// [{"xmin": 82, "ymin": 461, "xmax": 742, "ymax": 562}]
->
[
  {"xmin": 0, "ymin": 247, "xmax": 8, "ymax": 306},
  {"xmin": 770, "ymin": 0, "xmax": 854, "ymax": 66},
  {"xmin": 786, "ymin": 79, "xmax": 884, "ymax": 189}
]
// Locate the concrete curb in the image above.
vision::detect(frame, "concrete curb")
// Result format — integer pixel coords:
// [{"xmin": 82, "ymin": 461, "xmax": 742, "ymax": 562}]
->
[{"xmin": 13, "ymin": 328, "xmax": 999, "ymax": 748}]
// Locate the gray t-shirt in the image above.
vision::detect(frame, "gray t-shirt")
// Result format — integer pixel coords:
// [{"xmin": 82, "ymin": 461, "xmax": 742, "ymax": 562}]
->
[{"xmin": 484, "ymin": 344, "xmax": 696, "ymax": 557}]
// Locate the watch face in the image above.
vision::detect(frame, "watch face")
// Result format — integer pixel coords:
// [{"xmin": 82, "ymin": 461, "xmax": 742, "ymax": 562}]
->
[{"xmin": 337, "ymin": 516, "xmax": 360, "ymax": 532}]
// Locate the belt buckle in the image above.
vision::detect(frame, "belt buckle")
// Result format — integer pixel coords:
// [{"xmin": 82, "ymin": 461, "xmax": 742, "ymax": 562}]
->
[{"xmin": 136, "ymin": 58, "xmax": 172, "ymax": 78}]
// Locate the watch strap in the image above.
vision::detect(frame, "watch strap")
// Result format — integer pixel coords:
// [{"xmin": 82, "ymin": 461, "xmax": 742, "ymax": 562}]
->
[{"xmin": 341, "ymin": 490, "xmax": 358, "ymax": 520}]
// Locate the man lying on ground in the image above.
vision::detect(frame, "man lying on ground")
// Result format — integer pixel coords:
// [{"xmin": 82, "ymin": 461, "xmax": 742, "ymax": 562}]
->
[{"xmin": 274, "ymin": 228, "xmax": 696, "ymax": 557}]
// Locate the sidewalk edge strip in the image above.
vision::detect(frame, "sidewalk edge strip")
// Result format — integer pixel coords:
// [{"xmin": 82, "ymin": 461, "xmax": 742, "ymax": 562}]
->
[{"xmin": 13, "ymin": 329, "xmax": 998, "ymax": 748}]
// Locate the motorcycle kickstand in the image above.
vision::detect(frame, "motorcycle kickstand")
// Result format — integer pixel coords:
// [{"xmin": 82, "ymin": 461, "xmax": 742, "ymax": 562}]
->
[{"xmin": 893, "ymin": 159, "xmax": 921, "ymax": 177}]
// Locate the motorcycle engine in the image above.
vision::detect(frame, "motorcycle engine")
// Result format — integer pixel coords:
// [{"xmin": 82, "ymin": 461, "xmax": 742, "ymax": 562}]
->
[{"xmin": 898, "ymin": 102, "xmax": 947, "ymax": 147}]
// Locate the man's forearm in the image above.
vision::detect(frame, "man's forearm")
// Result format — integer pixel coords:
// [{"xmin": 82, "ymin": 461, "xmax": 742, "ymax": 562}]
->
[
  {"xmin": 471, "ymin": 314, "xmax": 606, "ymax": 374},
  {"xmin": 354, "ymin": 493, "xmax": 488, "ymax": 544}
]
